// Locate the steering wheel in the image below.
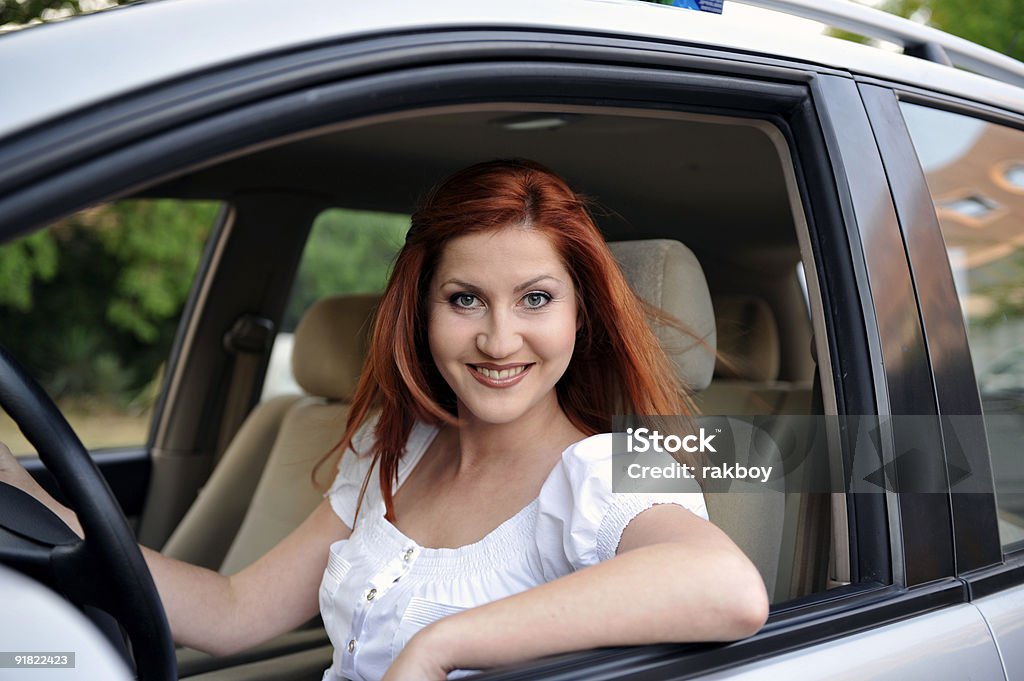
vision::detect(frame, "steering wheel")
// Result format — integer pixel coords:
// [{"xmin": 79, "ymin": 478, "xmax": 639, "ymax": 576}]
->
[{"xmin": 0, "ymin": 344, "xmax": 176, "ymax": 681}]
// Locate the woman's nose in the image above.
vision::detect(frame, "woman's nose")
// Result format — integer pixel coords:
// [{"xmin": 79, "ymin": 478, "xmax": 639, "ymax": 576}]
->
[{"xmin": 476, "ymin": 309, "xmax": 523, "ymax": 359}]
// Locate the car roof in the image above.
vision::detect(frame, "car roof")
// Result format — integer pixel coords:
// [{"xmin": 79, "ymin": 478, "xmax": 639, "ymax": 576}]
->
[{"xmin": 0, "ymin": 0, "xmax": 1021, "ymax": 145}]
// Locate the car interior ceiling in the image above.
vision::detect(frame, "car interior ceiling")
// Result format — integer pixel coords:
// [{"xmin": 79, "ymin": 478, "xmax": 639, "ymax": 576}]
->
[{"xmin": 139, "ymin": 106, "xmax": 837, "ymax": 619}]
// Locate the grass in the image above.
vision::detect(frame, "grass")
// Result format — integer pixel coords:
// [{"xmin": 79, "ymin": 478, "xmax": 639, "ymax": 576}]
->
[{"xmin": 0, "ymin": 400, "xmax": 152, "ymax": 457}]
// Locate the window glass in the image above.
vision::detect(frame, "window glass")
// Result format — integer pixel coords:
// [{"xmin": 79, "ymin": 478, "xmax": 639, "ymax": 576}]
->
[
  {"xmin": 0, "ymin": 200, "xmax": 221, "ymax": 456},
  {"xmin": 900, "ymin": 102, "xmax": 1024, "ymax": 549},
  {"xmin": 261, "ymin": 208, "xmax": 409, "ymax": 400}
]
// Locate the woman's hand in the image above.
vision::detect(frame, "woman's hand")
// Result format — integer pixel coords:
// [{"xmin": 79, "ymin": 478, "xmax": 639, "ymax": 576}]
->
[
  {"xmin": 381, "ymin": 625, "xmax": 456, "ymax": 681},
  {"xmin": 0, "ymin": 440, "xmax": 83, "ymax": 537}
]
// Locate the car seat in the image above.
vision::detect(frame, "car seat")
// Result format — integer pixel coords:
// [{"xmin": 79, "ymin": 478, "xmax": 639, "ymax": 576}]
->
[
  {"xmin": 699, "ymin": 294, "xmax": 813, "ymax": 416},
  {"xmin": 164, "ymin": 293, "xmax": 379, "ymax": 676},
  {"xmin": 163, "ymin": 293, "xmax": 380, "ymax": 573}
]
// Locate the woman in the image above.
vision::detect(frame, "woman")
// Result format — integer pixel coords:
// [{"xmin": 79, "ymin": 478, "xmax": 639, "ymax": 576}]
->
[{"xmin": 0, "ymin": 159, "xmax": 768, "ymax": 681}]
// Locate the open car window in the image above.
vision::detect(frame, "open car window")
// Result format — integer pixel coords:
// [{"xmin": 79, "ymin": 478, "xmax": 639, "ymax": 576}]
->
[
  {"xmin": 232, "ymin": 105, "xmax": 848, "ymax": 608},
  {"xmin": 262, "ymin": 208, "xmax": 408, "ymax": 401},
  {"xmin": 2, "ymin": 30, "xmax": 925, "ymax": 677}
]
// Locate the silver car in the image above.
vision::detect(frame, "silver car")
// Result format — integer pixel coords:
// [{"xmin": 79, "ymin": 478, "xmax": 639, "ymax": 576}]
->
[{"xmin": 0, "ymin": 0, "xmax": 1022, "ymax": 679}]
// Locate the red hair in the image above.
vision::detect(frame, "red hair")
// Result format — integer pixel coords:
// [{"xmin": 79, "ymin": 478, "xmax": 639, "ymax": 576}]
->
[{"xmin": 314, "ymin": 159, "xmax": 696, "ymax": 525}]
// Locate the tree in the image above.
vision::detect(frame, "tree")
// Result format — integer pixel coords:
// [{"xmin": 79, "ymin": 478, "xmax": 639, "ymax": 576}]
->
[
  {"xmin": 282, "ymin": 210, "xmax": 409, "ymax": 332},
  {"xmin": 0, "ymin": 200, "xmax": 218, "ymax": 402},
  {"xmin": 889, "ymin": 1, "xmax": 1022, "ymax": 61},
  {"xmin": 0, "ymin": 1, "xmax": 129, "ymax": 28},
  {"xmin": 837, "ymin": 0, "xmax": 1023, "ymax": 61},
  {"xmin": 0, "ymin": 231, "xmax": 57, "ymax": 310}
]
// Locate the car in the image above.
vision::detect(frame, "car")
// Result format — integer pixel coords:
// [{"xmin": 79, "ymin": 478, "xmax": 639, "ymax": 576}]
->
[{"xmin": 1, "ymin": 0, "xmax": 1023, "ymax": 679}]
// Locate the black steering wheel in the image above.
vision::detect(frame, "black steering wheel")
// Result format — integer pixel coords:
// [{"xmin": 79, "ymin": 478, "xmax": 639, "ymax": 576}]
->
[{"xmin": 0, "ymin": 343, "xmax": 176, "ymax": 681}]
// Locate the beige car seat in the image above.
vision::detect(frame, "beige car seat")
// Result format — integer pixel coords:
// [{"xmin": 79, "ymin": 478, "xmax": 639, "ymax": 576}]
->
[
  {"xmin": 165, "ymin": 294, "xmax": 379, "ymax": 677},
  {"xmin": 699, "ymin": 294, "xmax": 813, "ymax": 416},
  {"xmin": 164, "ymin": 293, "xmax": 380, "ymax": 572}
]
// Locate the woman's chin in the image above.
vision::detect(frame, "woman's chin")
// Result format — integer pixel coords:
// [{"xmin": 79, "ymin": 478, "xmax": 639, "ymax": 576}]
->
[{"xmin": 457, "ymin": 399, "xmax": 536, "ymax": 427}]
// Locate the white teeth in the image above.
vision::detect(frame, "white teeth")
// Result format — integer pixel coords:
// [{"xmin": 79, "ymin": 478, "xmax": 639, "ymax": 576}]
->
[{"xmin": 475, "ymin": 365, "xmax": 527, "ymax": 380}]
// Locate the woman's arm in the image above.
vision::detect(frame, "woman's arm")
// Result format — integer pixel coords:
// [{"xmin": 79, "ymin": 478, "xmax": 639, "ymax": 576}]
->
[
  {"xmin": 1, "ymin": 441, "xmax": 348, "ymax": 657},
  {"xmin": 394, "ymin": 503, "xmax": 767, "ymax": 678},
  {"xmin": 143, "ymin": 498, "xmax": 348, "ymax": 655}
]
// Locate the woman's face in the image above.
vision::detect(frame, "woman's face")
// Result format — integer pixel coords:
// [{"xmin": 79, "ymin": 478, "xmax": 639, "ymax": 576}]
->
[{"xmin": 427, "ymin": 226, "xmax": 579, "ymax": 427}]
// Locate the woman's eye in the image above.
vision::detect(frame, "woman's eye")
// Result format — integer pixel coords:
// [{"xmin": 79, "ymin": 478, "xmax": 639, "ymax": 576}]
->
[
  {"xmin": 523, "ymin": 292, "xmax": 552, "ymax": 309},
  {"xmin": 451, "ymin": 293, "xmax": 479, "ymax": 309}
]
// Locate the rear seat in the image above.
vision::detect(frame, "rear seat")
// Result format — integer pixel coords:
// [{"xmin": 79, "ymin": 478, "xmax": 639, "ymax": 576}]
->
[{"xmin": 698, "ymin": 294, "xmax": 813, "ymax": 416}]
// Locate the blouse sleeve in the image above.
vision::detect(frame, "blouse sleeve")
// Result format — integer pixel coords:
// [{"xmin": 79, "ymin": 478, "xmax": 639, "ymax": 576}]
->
[
  {"xmin": 325, "ymin": 416, "xmax": 379, "ymax": 529},
  {"xmin": 535, "ymin": 433, "xmax": 709, "ymax": 576}
]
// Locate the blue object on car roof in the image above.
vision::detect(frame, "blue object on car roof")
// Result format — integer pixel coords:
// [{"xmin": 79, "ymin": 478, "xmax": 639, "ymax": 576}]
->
[{"xmin": 669, "ymin": 0, "xmax": 723, "ymax": 13}]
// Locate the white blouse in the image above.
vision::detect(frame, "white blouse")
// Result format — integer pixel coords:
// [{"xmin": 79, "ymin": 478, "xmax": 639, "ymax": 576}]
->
[{"xmin": 319, "ymin": 420, "xmax": 708, "ymax": 681}]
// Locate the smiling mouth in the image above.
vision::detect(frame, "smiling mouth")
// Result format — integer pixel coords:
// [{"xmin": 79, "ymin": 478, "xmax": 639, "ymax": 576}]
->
[
  {"xmin": 471, "ymin": 364, "xmax": 530, "ymax": 380},
  {"xmin": 471, "ymin": 364, "xmax": 536, "ymax": 385}
]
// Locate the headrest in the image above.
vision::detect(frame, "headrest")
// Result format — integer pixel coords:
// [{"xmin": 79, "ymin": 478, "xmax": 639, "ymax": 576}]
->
[
  {"xmin": 712, "ymin": 295, "xmax": 780, "ymax": 382},
  {"xmin": 608, "ymin": 239, "xmax": 716, "ymax": 391},
  {"xmin": 292, "ymin": 293, "xmax": 381, "ymax": 401}
]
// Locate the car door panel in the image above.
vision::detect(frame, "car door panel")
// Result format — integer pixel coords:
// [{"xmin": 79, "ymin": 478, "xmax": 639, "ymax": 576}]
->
[
  {"xmin": 701, "ymin": 603, "xmax": 1005, "ymax": 680},
  {"xmin": 974, "ymin": 583, "xmax": 1024, "ymax": 680}
]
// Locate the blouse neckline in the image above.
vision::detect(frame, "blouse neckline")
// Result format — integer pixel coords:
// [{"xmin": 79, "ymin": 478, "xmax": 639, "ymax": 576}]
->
[{"xmin": 359, "ymin": 421, "xmax": 546, "ymax": 571}]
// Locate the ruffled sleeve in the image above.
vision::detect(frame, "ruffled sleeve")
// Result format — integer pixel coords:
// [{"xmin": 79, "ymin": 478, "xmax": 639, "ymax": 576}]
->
[
  {"xmin": 325, "ymin": 416, "xmax": 379, "ymax": 530},
  {"xmin": 534, "ymin": 433, "xmax": 708, "ymax": 578}
]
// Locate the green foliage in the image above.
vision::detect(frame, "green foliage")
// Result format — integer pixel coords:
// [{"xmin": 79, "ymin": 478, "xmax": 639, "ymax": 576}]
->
[
  {"xmin": 0, "ymin": 200, "xmax": 218, "ymax": 403},
  {"xmin": 831, "ymin": 1, "xmax": 1024, "ymax": 61},
  {"xmin": 895, "ymin": 0, "xmax": 1024, "ymax": 62},
  {"xmin": 825, "ymin": 28, "xmax": 873, "ymax": 45},
  {"xmin": 0, "ymin": 202, "xmax": 406, "ymax": 406},
  {"xmin": 98, "ymin": 201, "xmax": 220, "ymax": 343},
  {"xmin": 0, "ymin": 0, "xmax": 130, "ymax": 27},
  {"xmin": 282, "ymin": 209, "xmax": 409, "ymax": 331},
  {"xmin": 0, "ymin": 231, "xmax": 57, "ymax": 310}
]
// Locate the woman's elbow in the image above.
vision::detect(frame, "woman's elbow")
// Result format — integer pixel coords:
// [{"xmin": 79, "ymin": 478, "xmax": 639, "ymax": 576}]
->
[
  {"xmin": 722, "ymin": 556, "xmax": 770, "ymax": 639},
  {"xmin": 678, "ymin": 546, "xmax": 769, "ymax": 641},
  {"xmin": 730, "ymin": 583, "xmax": 769, "ymax": 639}
]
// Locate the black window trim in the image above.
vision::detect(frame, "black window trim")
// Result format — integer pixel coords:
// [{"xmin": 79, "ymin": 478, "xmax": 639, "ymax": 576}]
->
[
  {"xmin": 859, "ymin": 82, "xmax": 1005, "ymax": 576},
  {"xmin": 811, "ymin": 73, "xmax": 956, "ymax": 588},
  {"xmin": 865, "ymin": 80, "xmax": 1024, "ymax": 593}
]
